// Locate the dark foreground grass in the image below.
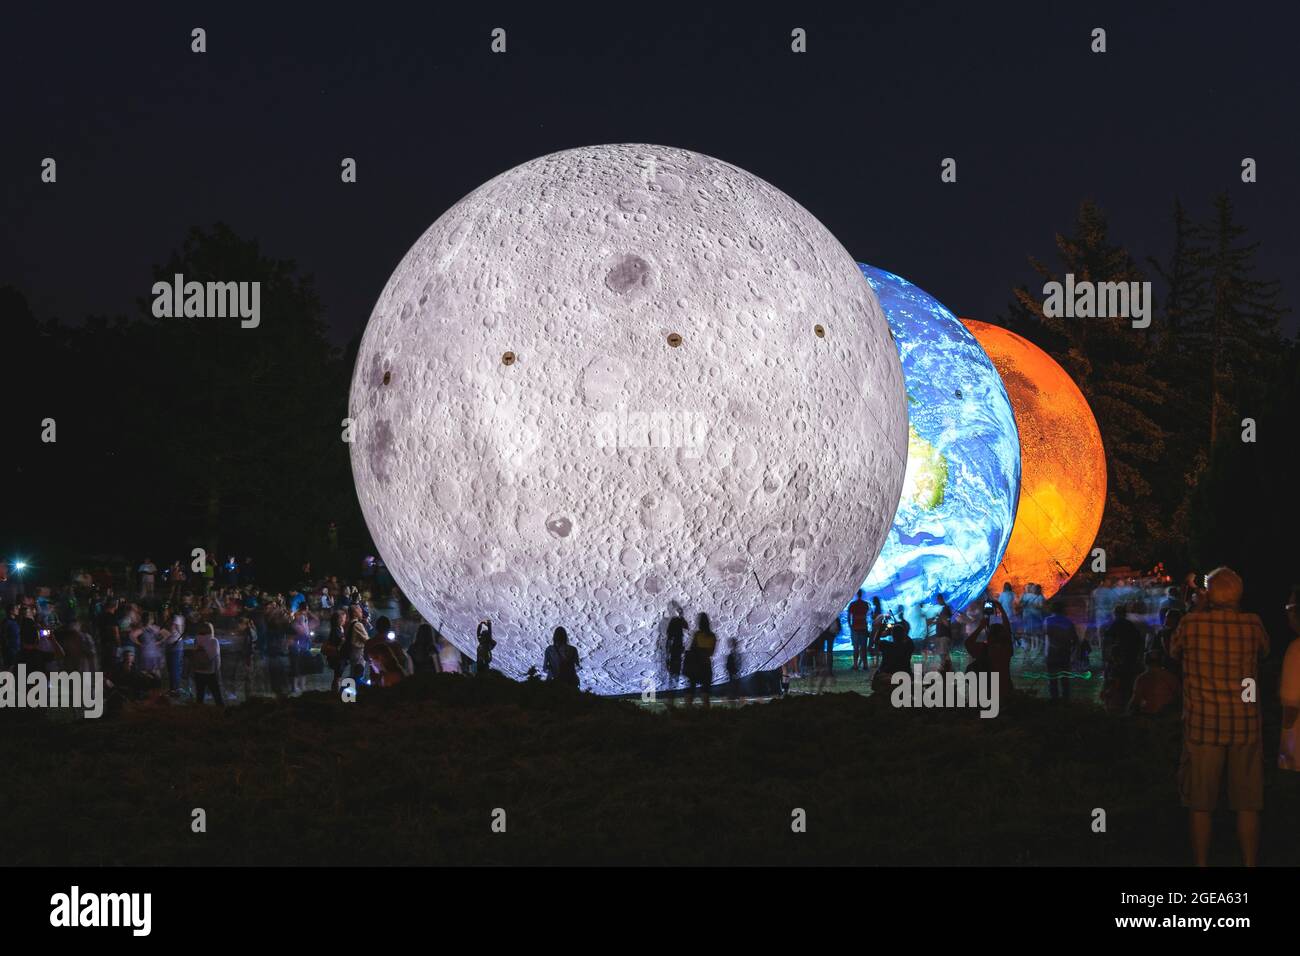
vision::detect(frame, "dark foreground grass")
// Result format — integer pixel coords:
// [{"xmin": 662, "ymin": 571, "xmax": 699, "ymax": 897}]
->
[{"xmin": 2, "ymin": 675, "xmax": 1297, "ymax": 865}]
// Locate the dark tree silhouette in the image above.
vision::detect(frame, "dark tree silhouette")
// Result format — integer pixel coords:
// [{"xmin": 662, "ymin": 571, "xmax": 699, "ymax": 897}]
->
[
  {"xmin": 1002, "ymin": 200, "xmax": 1172, "ymax": 568},
  {"xmin": 4, "ymin": 226, "xmax": 369, "ymax": 583}
]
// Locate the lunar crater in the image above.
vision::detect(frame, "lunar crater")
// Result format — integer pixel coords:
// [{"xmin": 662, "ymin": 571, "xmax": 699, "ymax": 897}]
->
[{"xmin": 604, "ymin": 254, "xmax": 652, "ymax": 294}]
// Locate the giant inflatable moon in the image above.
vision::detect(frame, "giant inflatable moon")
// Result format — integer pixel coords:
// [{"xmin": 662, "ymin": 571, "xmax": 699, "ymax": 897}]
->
[
  {"xmin": 348, "ymin": 144, "xmax": 909, "ymax": 694},
  {"xmin": 961, "ymin": 319, "xmax": 1106, "ymax": 600}
]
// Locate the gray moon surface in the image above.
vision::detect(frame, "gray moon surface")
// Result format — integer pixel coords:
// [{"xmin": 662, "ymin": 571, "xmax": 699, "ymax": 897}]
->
[{"xmin": 348, "ymin": 144, "xmax": 908, "ymax": 694}]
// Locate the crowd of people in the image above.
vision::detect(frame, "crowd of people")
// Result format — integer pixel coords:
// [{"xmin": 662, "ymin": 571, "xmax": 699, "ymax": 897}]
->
[
  {"xmin": 767, "ymin": 573, "xmax": 1230, "ymax": 715},
  {"xmin": 0, "ymin": 554, "xmax": 593, "ymax": 706},
  {"xmin": 755, "ymin": 567, "xmax": 1297, "ymax": 867},
  {"xmin": 4, "ymin": 551, "xmax": 1298, "ymax": 866}
]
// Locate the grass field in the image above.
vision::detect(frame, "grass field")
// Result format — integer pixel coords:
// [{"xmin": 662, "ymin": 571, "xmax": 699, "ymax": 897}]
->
[{"xmin": 2, "ymin": 672, "xmax": 1296, "ymax": 866}]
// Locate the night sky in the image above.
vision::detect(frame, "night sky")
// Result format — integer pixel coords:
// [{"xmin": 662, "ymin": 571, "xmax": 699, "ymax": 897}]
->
[{"xmin": 5, "ymin": 3, "xmax": 1297, "ymax": 343}]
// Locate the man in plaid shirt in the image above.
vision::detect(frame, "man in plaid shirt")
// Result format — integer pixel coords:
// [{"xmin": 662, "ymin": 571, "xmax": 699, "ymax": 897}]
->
[{"xmin": 1170, "ymin": 566, "xmax": 1269, "ymax": 866}]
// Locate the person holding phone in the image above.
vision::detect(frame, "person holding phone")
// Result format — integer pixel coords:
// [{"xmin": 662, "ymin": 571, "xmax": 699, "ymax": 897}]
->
[{"xmin": 966, "ymin": 599, "xmax": 1013, "ymax": 691}]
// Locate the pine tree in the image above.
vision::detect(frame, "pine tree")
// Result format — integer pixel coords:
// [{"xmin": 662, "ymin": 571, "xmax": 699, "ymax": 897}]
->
[
  {"xmin": 1194, "ymin": 194, "xmax": 1288, "ymax": 447},
  {"xmin": 1147, "ymin": 199, "xmax": 1212, "ymax": 565},
  {"xmin": 1148, "ymin": 200, "xmax": 1210, "ymax": 348},
  {"xmin": 1002, "ymin": 200, "xmax": 1172, "ymax": 568}
]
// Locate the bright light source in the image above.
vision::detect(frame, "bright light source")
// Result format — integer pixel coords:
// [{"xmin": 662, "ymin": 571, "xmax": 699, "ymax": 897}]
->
[{"xmin": 12, "ymin": 561, "xmax": 27, "ymax": 572}]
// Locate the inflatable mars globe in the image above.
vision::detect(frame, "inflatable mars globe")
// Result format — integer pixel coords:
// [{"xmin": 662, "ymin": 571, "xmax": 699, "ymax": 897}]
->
[
  {"xmin": 962, "ymin": 319, "xmax": 1106, "ymax": 599},
  {"xmin": 348, "ymin": 145, "xmax": 908, "ymax": 694}
]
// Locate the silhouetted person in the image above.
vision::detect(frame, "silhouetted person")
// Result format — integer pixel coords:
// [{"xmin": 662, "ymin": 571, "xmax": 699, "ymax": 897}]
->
[
  {"xmin": 1279, "ymin": 584, "xmax": 1300, "ymax": 772},
  {"xmin": 290, "ymin": 607, "xmax": 315, "ymax": 695},
  {"xmin": 848, "ymin": 589, "xmax": 871, "ymax": 670},
  {"xmin": 932, "ymin": 593, "xmax": 954, "ymax": 672},
  {"xmin": 17, "ymin": 618, "xmax": 60, "ymax": 672},
  {"xmin": 725, "ymin": 637, "xmax": 741, "ymax": 701},
  {"xmin": 3, "ymin": 603, "xmax": 23, "ymax": 665},
  {"xmin": 1156, "ymin": 608, "xmax": 1185, "ymax": 679},
  {"xmin": 1170, "ymin": 566, "xmax": 1269, "ymax": 867},
  {"xmin": 366, "ymin": 615, "xmax": 406, "ymax": 687},
  {"xmin": 476, "ymin": 619, "xmax": 496, "ymax": 675},
  {"xmin": 1043, "ymin": 600, "xmax": 1079, "ymax": 700},
  {"xmin": 815, "ymin": 617, "xmax": 839, "ymax": 693},
  {"xmin": 1159, "ymin": 586, "xmax": 1185, "ymax": 625},
  {"xmin": 685, "ymin": 613, "xmax": 717, "ymax": 706},
  {"xmin": 162, "ymin": 611, "xmax": 185, "ymax": 695},
  {"xmin": 966, "ymin": 600, "xmax": 1013, "ymax": 693},
  {"xmin": 192, "ymin": 623, "xmax": 223, "ymax": 706},
  {"xmin": 108, "ymin": 647, "xmax": 155, "ymax": 700},
  {"xmin": 238, "ymin": 616, "xmax": 261, "ymax": 701},
  {"xmin": 346, "ymin": 605, "xmax": 369, "ymax": 683},
  {"xmin": 891, "ymin": 606, "xmax": 910, "ymax": 643},
  {"xmin": 998, "ymin": 582, "xmax": 1017, "ymax": 640},
  {"xmin": 1021, "ymin": 583, "xmax": 1045, "ymax": 655},
  {"xmin": 135, "ymin": 611, "xmax": 163, "ymax": 677},
  {"xmin": 324, "ymin": 610, "xmax": 348, "ymax": 691},
  {"xmin": 266, "ymin": 612, "xmax": 292, "ymax": 697},
  {"xmin": 869, "ymin": 596, "xmax": 886, "ymax": 656},
  {"xmin": 1101, "ymin": 604, "xmax": 1144, "ymax": 714},
  {"xmin": 666, "ymin": 606, "xmax": 687, "ymax": 691},
  {"xmin": 137, "ymin": 558, "xmax": 157, "ymax": 599},
  {"xmin": 872, "ymin": 615, "xmax": 916, "ymax": 693},
  {"xmin": 58, "ymin": 620, "xmax": 95, "ymax": 673},
  {"xmin": 1129, "ymin": 651, "xmax": 1180, "ymax": 716},
  {"xmin": 409, "ymin": 623, "xmax": 442, "ymax": 675},
  {"xmin": 543, "ymin": 626, "xmax": 579, "ymax": 687}
]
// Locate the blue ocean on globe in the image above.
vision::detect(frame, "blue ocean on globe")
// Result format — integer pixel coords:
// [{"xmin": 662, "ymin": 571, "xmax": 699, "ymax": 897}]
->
[{"xmin": 842, "ymin": 265, "xmax": 1021, "ymax": 643}]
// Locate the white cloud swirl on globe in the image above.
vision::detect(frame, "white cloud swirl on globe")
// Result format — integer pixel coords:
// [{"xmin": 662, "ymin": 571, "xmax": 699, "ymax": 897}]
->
[{"xmin": 852, "ymin": 264, "xmax": 1021, "ymax": 640}]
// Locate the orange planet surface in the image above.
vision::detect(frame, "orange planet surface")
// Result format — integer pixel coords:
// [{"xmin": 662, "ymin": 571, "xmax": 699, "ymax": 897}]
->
[{"xmin": 961, "ymin": 319, "xmax": 1106, "ymax": 600}]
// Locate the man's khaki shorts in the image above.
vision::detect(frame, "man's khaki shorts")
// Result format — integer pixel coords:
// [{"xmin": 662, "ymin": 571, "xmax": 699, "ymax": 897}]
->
[{"xmin": 1178, "ymin": 739, "xmax": 1263, "ymax": 811}]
